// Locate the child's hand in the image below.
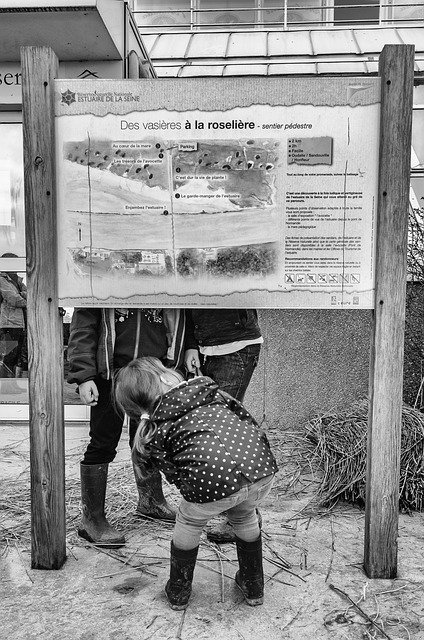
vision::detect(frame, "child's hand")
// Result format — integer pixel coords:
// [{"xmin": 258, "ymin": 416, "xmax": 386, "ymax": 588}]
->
[
  {"xmin": 79, "ymin": 380, "xmax": 99, "ymax": 406},
  {"xmin": 184, "ymin": 349, "xmax": 201, "ymax": 375}
]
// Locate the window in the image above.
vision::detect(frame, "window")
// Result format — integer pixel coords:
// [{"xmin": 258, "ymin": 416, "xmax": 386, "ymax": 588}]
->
[
  {"xmin": 134, "ymin": 1, "xmax": 191, "ymax": 29},
  {"xmin": 0, "ymin": 120, "xmax": 80, "ymax": 409},
  {"xmin": 197, "ymin": 1, "xmax": 256, "ymax": 28},
  {"xmin": 135, "ymin": 0, "xmax": 423, "ymax": 30},
  {"xmin": 410, "ymin": 88, "xmax": 424, "ymax": 212},
  {"xmin": 334, "ymin": 0, "xmax": 379, "ymax": 26},
  {"xmin": 385, "ymin": 0, "xmax": 424, "ymax": 25},
  {"xmin": 0, "ymin": 122, "xmax": 25, "ymax": 258},
  {"xmin": 263, "ymin": 0, "xmax": 326, "ymax": 28}
]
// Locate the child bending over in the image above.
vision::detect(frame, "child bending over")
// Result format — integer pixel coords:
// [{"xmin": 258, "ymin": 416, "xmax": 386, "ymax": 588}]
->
[{"xmin": 114, "ymin": 356, "xmax": 278, "ymax": 610}]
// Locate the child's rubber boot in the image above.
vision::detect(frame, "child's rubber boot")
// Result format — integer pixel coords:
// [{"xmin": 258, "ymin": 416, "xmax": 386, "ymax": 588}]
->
[
  {"xmin": 78, "ymin": 463, "xmax": 126, "ymax": 547},
  {"xmin": 234, "ymin": 534, "xmax": 264, "ymax": 606},
  {"xmin": 165, "ymin": 542, "xmax": 199, "ymax": 610},
  {"xmin": 133, "ymin": 463, "xmax": 177, "ymax": 521}
]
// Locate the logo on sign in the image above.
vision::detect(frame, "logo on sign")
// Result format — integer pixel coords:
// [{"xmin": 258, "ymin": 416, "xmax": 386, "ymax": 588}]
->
[{"xmin": 61, "ymin": 89, "xmax": 76, "ymax": 106}]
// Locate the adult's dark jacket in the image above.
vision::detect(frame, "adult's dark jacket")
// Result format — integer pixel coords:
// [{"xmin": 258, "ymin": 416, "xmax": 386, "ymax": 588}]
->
[
  {"xmin": 67, "ymin": 308, "xmax": 186, "ymax": 386},
  {"xmin": 184, "ymin": 309, "xmax": 261, "ymax": 349}
]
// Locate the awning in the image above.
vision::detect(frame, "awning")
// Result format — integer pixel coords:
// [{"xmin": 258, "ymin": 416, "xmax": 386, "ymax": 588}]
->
[
  {"xmin": 0, "ymin": 1, "xmax": 123, "ymax": 61},
  {"xmin": 141, "ymin": 26, "xmax": 424, "ymax": 77}
]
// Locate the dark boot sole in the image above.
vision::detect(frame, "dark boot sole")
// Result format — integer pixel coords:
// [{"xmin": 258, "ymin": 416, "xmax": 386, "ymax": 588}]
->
[
  {"xmin": 165, "ymin": 582, "xmax": 191, "ymax": 610},
  {"xmin": 243, "ymin": 596, "xmax": 264, "ymax": 606},
  {"xmin": 168, "ymin": 601, "xmax": 189, "ymax": 611},
  {"xmin": 235, "ymin": 571, "xmax": 264, "ymax": 606},
  {"xmin": 135, "ymin": 509, "xmax": 176, "ymax": 522},
  {"xmin": 78, "ymin": 527, "xmax": 126, "ymax": 548}
]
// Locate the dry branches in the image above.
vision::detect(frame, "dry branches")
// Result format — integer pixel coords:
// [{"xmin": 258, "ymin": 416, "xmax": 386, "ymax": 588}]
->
[{"xmin": 305, "ymin": 400, "xmax": 424, "ymax": 512}]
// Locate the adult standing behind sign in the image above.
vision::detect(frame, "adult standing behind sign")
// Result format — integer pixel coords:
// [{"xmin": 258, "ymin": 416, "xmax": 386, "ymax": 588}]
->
[
  {"xmin": 0, "ymin": 253, "xmax": 28, "ymax": 382},
  {"xmin": 184, "ymin": 309, "xmax": 263, "ymax": 543},
  {"xmin": 67, "ymin": 307, "xmax": 186, "ymax": 547},
  {"xmin": 184, "ymin": 309, "xmax": 262, "ymax": 402}
]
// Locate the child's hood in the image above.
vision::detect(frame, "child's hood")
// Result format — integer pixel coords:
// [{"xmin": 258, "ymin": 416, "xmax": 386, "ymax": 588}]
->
[{"xmin": 153, "ymin": 376, "xmax": 220, "ymax": 421}]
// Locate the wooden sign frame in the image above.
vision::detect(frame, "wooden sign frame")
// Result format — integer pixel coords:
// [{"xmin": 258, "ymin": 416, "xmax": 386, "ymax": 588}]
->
[
  {"xmin": 20, "ymin": 44, "xmax": 414, "ymax": 576},
  {"xmin": 364, "ymin": 44, "xmax": 414, "ymax": 578},
  {"xmin": 21, "ymin": 47, "xmax": 65, "ymax": 569}
]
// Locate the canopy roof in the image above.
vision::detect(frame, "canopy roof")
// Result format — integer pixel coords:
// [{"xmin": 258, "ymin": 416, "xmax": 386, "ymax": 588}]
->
[{"xmin": 141, "ymin": 26, "xmax": 424, "ymax": 77}]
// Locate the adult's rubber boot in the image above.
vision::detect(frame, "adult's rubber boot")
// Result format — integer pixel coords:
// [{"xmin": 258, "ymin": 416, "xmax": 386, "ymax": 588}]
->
[
  {"xmin": 165, "ymin": 542, "xmax": 199, "ymax": 610},
  {"xmin": 235, "ymin": 534, "xmax": 264, "ymax": 606},
  {"xmin": 133, "ymin": 463, "xmax": 177, "ymax": 521},
  {"xmin": 78, "ymin": 463, "xmax": 125, "ymax": 547}
]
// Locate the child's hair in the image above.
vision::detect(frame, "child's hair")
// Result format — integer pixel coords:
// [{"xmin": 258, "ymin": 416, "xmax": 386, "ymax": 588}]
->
[{"xmin": 114, "ymin": 356, "xmax": 183, "ymax": 464}]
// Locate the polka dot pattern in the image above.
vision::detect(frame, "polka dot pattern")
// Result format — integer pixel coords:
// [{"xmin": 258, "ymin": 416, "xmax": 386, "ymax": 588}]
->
[{"xmin": 148, "ymin": 377, "xmax": 278, "ymax": 503}]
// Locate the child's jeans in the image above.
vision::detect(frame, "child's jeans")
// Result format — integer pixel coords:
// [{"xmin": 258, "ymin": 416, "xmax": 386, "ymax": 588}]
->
[{"xmin": 173, "ymin": 474, "xmax": 275, "ymax": 550}]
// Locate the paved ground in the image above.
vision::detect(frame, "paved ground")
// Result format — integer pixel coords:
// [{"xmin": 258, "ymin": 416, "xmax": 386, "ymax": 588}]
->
[{"xmin": 1, "ymin": 422, "xmax": 424, "ymax": 640}]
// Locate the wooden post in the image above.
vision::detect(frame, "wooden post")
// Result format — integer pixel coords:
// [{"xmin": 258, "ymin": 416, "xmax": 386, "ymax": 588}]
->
[
  {"xmin": 364, "ymin": 44, "xmax": 414, "ymax": 578},
  {"xmin": 21, "ymin": 46, "xmax": 66, "ymax": 570}
]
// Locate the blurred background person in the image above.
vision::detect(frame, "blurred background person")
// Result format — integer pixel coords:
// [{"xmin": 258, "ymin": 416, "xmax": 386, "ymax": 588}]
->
[{"xmin": 0, "ymin": 252, "xmax": 27, "ymax": 386}]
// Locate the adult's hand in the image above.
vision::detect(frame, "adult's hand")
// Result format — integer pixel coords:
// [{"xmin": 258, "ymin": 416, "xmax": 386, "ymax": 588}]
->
[
  {"xmin": 78, "ymin": 380, "xmax": 99, "ymax": 406},
  {"xmin": 184, "ymin": 348, "xmax": 201, "ymax": 374}
]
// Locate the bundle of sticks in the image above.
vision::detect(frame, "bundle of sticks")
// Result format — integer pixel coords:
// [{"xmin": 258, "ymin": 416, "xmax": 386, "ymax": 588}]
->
[{"xmin": 306, "ymin": 399, "xmax": 424, "ymax": 512}]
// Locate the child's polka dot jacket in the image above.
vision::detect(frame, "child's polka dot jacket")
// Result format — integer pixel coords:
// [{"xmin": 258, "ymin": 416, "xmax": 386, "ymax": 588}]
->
[{"xmin": 146, "ymin": 376, "xmax": 278, "ymax": 503}]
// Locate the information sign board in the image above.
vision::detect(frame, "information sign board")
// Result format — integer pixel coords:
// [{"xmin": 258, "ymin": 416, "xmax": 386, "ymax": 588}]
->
[{"xmin": 55, "ymin": 77, "xmax": 380, "ymax": 308}]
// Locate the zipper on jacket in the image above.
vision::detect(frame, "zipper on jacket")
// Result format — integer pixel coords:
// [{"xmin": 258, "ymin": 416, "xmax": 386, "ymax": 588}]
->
[{"xmin": 133, "ymin": 309, "xmax": 141, "ymax": 359}]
